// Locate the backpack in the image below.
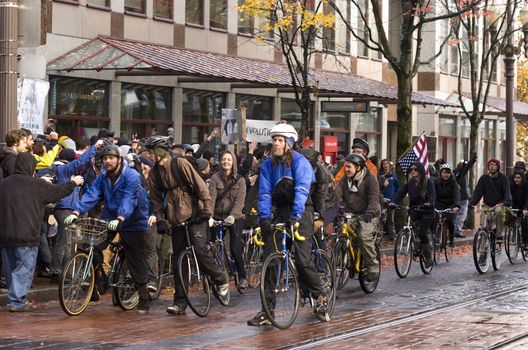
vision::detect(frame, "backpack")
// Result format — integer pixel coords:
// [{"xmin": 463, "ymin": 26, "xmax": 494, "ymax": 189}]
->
[{"xmin": 152, "ymin": 156, "xmax": 194, "ymax": 195}]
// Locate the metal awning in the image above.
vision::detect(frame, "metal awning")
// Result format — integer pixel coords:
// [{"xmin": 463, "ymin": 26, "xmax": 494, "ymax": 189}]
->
[
  {"xmin": 48, "ymin": 36, "xmax": 457, "ymax": 107},
  {"xmin": 458, "ymin": 92, "xmax": 528, "ymax": 120}
]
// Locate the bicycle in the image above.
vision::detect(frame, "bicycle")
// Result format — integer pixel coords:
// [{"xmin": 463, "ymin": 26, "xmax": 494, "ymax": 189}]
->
[
  {"xmin": 211, "ymin": 219, "xmax": 246, "ymax": 294},
  {"xmin": 504, "ymin": 208, "xmax": 527, "ymax": 264},
  {"xmin": 472, "ymin": 205, "xmax": 505, "ymax": 274},
  {"xmin": 242, "ymin": 225, "xmax": 264, "ymax": 289},
  {"xmin": 59, "ymin": 218, "xmax": 138, "ymax": 316},
  {"xmin": 333, "ymin": 212, "xmax": 382, "ymax": 297},
  {"xmin": 177, "ymin": 219, "xmax": 229, "ymax": 317},
  {"xmin": 433, "ymin": 208, "xmax": 455, "ymax": 264},
  {"xmin": 393, "ymin": 205, "xmax": 435, "ymax": 278},
  {"xmin": 259, "ymin": 222, "xmax": 306, "ymax": 329}
]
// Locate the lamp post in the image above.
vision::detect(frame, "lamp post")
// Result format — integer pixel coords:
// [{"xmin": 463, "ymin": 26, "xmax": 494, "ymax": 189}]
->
[{"xmin": 504, "ymin": 0, "xmax": 515, "ymax": 176}]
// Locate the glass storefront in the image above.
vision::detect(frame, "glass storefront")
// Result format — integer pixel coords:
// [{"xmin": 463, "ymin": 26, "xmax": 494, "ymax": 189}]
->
[
  {"xmin": 235, "ymin": 94, "xmax": 273, "ymax": 120},
  {"xmin": 352, "ymin": 107, "xmax": 381, "ymax": 156},
  {"xmin": 438, "ymin": 115, "xmax": 457, "ymax": 165},
  {"xmin": 280, "ymin": 99, "xmax": 314, "ymax": 139},
  {"xmin": 320, "ymin": 111, "xmax": 349, "ymax": 155},
  {"xmin": 48, "ymin": 76, "xmax": 109, "ymax": 140},
  {"xmin": 121, "ymin": 83, "xmax": 172, "ymax": 138}
]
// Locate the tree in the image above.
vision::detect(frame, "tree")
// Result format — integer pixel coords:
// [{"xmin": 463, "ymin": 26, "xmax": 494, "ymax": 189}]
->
[
  {"xmin": 237, "ymin": 0, "xmax": 336, "ymax": 139},
  {"xmin": 517, "ymin": 60, "xmax": 528, "ymax": 161}
]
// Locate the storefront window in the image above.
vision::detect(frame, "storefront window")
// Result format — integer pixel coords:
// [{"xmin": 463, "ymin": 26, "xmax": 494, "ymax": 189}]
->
[
  {"xmin": 438, "ymin": 115, "xmax": 456, "ymax": 165},
  {"xmin": 121, "ymin": 83, "xmax": 172, "ymax": 138},
  {"xmin": 280, "ymin": 99, "xmax": 314, "ymax": 133},
  {"xmin": 235, "ymin": 94, "xmax": 273, "ymax": 120},
  {"xmin": 48, "ymin": 76, "xmax": 109, "ymax": 140},
  {"xmin": 320, "ymin": 111, "xmax": 349, "ymax": 154},
  {"xmin": 352, "ymin": 107, "xmax": 381, "ymax": 156}
]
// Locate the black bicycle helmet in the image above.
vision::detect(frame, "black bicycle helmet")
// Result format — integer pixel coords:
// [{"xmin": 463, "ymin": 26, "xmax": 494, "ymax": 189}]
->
[
  {"xmin": 99, "ymin": 144, "xmax": 121, "ymax": 158},
  {"xmin": 145, "ymin": 135, "xmax": 171, "ymax": 150},
  {"xmin": 345, "ymin": 153, "xmax": 366, "ymax": 168}
]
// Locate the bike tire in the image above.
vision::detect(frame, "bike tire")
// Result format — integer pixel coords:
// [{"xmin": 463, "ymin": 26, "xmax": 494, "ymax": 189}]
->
[
  {"xmin": 59, "ymin": 252, "xmax": 94, "ymax": 316},
  {"xmin": 359, "ymin": 244, "xmax": 381, "ymax": 294},
  {"xmin": 473, "ymin": 229, "xmax": 491, "ymax": 274},
  {"xmin": 149, "ymin": 249, "xmax": 164, "ymax": 301},
  {"xmin": 492, "ymin": 233, "xmax": 504, "ymax": 271},
  {"xmin": 245, "ymin": 241, "xmax": 263, "ymax": 289},
  {"xmin": 113, "ymin": 257, "xmax": 139, "ymax": 310},
  {"xmin": 394, "ymin": 229, "xmax": 412, "ymax": 278},
  {"xmin": 434, "ymin": 223, "xmax": 442, "ymax": 265},
  {"xmin": 505, "ymin": 226, "xmax": 519, "ymax": 265},
  {"xmin": 419, "ymin": 231, "xmax": 434, "ymax": 275},
  {"xmin": 442, "ymin": 222, "xmax": 453, "ymax": 262},
  {"xmin": 260, "ymin": 252, "xmax": 300, "ymax": 330},
  {"xmin": 333, "ymin": 238, "xmax": 350, "ymax": 297},
  {"xmin": 210, "ymin": 243, "xmax": 230, "ymax": 306},
  {"xmin": 178, "ymin": 249, "xmax": 211, "ymax": 317},
  {"xmin": 313, "ymin": 249, "xmax": 336, "ymax": 318}
]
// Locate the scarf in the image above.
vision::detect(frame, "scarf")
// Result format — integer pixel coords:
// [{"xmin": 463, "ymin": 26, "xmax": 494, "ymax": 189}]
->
[{"xmin": 347, "ymin": 168, "xmax": 366, "ymax": 193}]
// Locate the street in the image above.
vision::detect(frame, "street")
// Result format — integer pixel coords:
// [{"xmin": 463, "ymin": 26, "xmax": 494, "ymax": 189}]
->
[{"xmin": 2, "ymin": 249, "xmax": 528, "ymax": 349}]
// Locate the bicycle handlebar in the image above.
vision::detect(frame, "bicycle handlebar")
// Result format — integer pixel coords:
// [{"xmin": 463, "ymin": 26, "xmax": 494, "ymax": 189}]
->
[{"xmin": 272, "ymin": 222, "xmax": 305, "ymax": 241}]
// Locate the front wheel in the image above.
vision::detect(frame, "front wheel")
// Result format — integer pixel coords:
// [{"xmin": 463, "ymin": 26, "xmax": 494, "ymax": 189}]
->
[
  {"xmin": 178, "ymin": 249, "xmax": 211, "ymax": 317},
  {"xmin": 260, "ymin": 252, "xmax": 300, "ymax": 330},
  {"xmin": 419, "ymin": 231, "xmax": 434, "ymax": 275},
  {"xmin": 210, "ymin": 243, "xmax": 230, "ymax": 306},
  {"xmin": 113, "ymin": 258, "xmax": 139, "ymax": 310},
  {"xmin": 149, "ymin": 250, "xmax": 164, "ymax": 301},
  {"xmin": 491, "ymin": 233, "xmax": 504, "ymax": 271},
  {"xmin": 505, "ymin": 226, "xmax": 519, "ymax": 265},
  {"xmin": 312, "ymin": 249, "xmax": 336, "ymax": 318},
  {"xmin": 333, "ymin": 238, "xmax": 350, "ymax": 297},
  {"xmin": 244, "ymin": 240, "xmax": 263, "ymax": 289},
  {"xmin": 473, "ymin": 229, "xmax": 491, "ymax": 274},
  {"xmin": 59, "ymin": 252, "xmax": 94, "ymax": 316},
  {"xmin": 394, "ymin": 229, "xmax": 412, "ymax": 278},
  {"xmin": 359, "ymin": 244, "xmax": 381, "ymax": 293}
]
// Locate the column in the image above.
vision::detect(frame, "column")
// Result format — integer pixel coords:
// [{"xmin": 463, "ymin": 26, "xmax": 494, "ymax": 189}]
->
[
  {"xmin": 455, "ymin": 114, "xmax": 462, "ymax": 163},
  {"xmin": 172, "ymin": 87, "xmax": 183, "ymax": 144},
  {"xmin": 381, "ymin": 107, "xmax": 388, "ymax": 160},
  {"xmin": 109, "ymin": 81, "xmax": 121, "ymax": 136},
  {"xmin": 314, "ymin": 99, "xmax": 321, "ymax": 150}
]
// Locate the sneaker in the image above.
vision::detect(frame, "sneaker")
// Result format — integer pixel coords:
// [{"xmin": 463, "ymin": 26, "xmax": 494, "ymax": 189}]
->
[
  {"xmin": 237, "ymin": 278, "xmax": 248, "ymax": 293},
  {"xmin": 137, "ymin": 298, "xmax": 149, "ymax": 315},
  {"xmin": 247, "ymin": 311, "xmax": 272, "ymax": 326},
  {"xmin": 147, "ymin": 282, "xmax": 158, "ymax": 294},
  {"xmin": 215, "ymin": 283, "xmax": 229, "ymax": 304},
  {"xmin": 166, "ymin": 304, "xmax": 186, "ymax": 315},
  {"xmin": 496, "ymin": 235, "xmax": 504, "ymax": 243},
  {"xmin": 8, "ymin": 304, "xmax": 33, "ymax": 312},
  {"xmin": 313, "ymin": 295, "xmax": 330, "ymax": 322},
  {"xmin": 455, "ymin": 232, "xmax": 465, "ymax": 238}
]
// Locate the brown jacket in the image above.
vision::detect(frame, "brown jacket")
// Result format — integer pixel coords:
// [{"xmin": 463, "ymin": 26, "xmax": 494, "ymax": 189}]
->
[
  {"xmin": 149, "ymin": 155, "xmax": 213, "ymax": 225},
  {"xmin": 335, "ymin": 168, "xmax": 381, "ymax": 216},
  {"xmin": 209, "ymin": 152, "xmax": 246, "ymax": 220}
]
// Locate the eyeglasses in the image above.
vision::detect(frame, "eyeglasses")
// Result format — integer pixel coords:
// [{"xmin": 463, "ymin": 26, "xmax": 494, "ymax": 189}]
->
[{"xmin": 409, "ymin": 167, "xmax": 418, "ymax": 172}]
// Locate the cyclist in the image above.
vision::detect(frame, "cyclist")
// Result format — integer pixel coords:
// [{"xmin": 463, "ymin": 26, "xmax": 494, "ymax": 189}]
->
[
  {"xmin": 247, "ymin": 123, "xmax": 329, "ymax": 326},
  {"xmin": 390, "ymin": 161, "xmax": 436, "ymax": 267},
  {"xmin": 433, "ymin": 164, "xmax": 461, "ymax": 247},
  {"xmin": 380, "ymin": 159, "xmax": 399, "ymax": 240},
  {"xmin": 335, "ymin": 138, "xmax": 378, "ymax": 182},
  {"xmin": 146, "ymin": 136, "xmax": 229, "ymax": 316},
  {"xmin": 208, "ymin": 150, "xmax": 248, "ymax": 291},
  {"xmin": 64, "ymin": 144, "xmax": 151, "ymax": 314},
  {"xmin": 453, "ymin": 153, "xmax": 477, "ymax": 238},
  {"xmin": 510, "ymin": 170, "xmax": 528, "ymax": 250},
  {"xmin": 334, "ymin": 153, "xmax": 381, "ymax": 282},
  {"xmin": 469, "ymin": 158, "xmax": 512, "ymax": 242}
]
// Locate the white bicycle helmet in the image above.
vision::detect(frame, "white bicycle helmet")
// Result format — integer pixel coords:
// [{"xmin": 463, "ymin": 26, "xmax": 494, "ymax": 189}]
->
[
  {"xmin": 440, "ymin": 163, "xmax": 452, "ymax": 171},
  {"xmin": 270, "ymin": 123, "xmax": 298, "ymax": 146}
]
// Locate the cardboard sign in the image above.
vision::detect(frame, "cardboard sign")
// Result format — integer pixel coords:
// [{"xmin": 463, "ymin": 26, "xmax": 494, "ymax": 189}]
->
[
  {"xmin": 17, "ymin": 78, "xmax": 49, "ymax": 134},
  {"xmin": 245, "ymin": 119, "xmax": 277, "ymax": 144}
]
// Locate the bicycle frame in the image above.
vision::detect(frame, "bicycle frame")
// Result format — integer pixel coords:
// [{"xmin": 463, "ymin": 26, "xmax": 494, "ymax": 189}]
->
[{"xmin": 336, "ymin": 215, "xmax": 362, "ymax": 274}]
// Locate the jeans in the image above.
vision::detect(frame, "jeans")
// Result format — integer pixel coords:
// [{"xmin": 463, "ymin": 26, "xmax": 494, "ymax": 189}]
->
[
  {"xmin": 454, "ymin": 200, "xmax": 468, "ymax": 236},
  {"xmin": 2, "ymin": 246, "xmax": 38, "ymax": 309},
  {"xmin": 37, "ymin": 222, "xmax": 52, "ymax": 269},
  {"xmin": 50, "ymin": 209, "xmax": 73, "ymax": 275}
]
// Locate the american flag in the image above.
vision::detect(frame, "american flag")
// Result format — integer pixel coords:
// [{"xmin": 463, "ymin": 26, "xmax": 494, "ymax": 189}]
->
[{"xmin": 397, "ymin": 133, "xmax": 430, "ymax": 176}]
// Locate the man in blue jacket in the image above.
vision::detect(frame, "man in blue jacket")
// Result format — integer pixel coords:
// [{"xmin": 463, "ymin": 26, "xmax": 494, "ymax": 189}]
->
[
  {"xmin": 64, "ymin": 145, "xmax": 150, "ymax": 314},
  {"xmin": 247, "ymin": 123, "xmax": 329, "ymax": 326},
  {"xmin": 50, "ymin": 139, "xmax": 103, "ymax": 282}
]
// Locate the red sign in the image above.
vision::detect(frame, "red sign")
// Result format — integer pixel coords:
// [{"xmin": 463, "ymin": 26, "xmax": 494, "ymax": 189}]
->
[{"xmin": 322, "ymin": 136, "xmax": 338, "ymax": 153}]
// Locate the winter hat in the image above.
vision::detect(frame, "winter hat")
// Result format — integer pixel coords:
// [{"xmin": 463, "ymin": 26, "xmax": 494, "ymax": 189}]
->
[
  {"xmin": 138, "ymin": 155, "xmax": 154, "ymax": 168},
  {"xmin": 514, "ymin": 161, "xmax": 526, "ymax": 171},
  {"xmin": 197, "ymin": 158, "xmax": 209, "ymax": 172},
  {"xmin": 58, "ymin": 148, "xmax": 76, "ymax": 162},
  {"xmin": 487, "ymin": 158, "xmax": 501, "ymax": 170},
  {"xmin": 202, "ymin": 150, "xmax": 213, "ymax": 160}
]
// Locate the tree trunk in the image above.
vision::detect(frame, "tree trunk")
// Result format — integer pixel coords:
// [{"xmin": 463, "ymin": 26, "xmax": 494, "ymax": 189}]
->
[
  {"xmin": 465, "ymin": 116, "xmax": 480, "ymax": 229},
  {"xmin": 396, "ymin": 74, "xmax": 413, "ymax": 157}
]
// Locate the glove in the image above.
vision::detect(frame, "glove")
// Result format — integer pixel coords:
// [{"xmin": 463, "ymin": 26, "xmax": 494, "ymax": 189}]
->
[
  {"xmin": 388, "ymin": 203, "xmax": 398, "ymax": 210},
  {"xmin": 64, "ymin": 214, "xmax": 78, "ymax": 226},
  {"xmin": 260, "ymin": 218, "xmax": 271, "ymax": 236},
  {"xmin": 156, "ymin": 219, "xmax": 171, "ymax": 235},
  {"xmin": 198, "ymin": 212, "xmax": 211, "ymax": 224},
  {"xmin": 107, "ymin": 219, "xmax": 122, "ymax": 232},
  {"xmin": 224, "ymin": 215, "xmax": 235, "ymax": 226},
  {"xmin": 360, "ymin": 213, "xmax": 374, "ymax": 223}
]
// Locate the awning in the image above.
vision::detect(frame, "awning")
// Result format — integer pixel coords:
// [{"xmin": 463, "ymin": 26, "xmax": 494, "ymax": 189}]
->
[
  {"xmin": 459, "ymin": 92, "xmax": 528, "ymax": 120},
  {"xmin": 48, "ymin": 36, "xmax": 457, "ymax": 108}
]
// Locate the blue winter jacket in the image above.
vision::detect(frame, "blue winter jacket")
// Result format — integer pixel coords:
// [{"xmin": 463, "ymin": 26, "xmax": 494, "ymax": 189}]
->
[
  {"xmin": 381, "ymin": 171, "xmax": 399, "ymax": 200},
  {"xmin": 75, "ymin": 161, "xmax": 149, "ymax": 232},
  {"xmin": 259, "ymin": 151, "xmax": 314, "ymax": 221},
  {"xmin": 55, "ymin": 145, "xmax": 97, "ymax": 210}
]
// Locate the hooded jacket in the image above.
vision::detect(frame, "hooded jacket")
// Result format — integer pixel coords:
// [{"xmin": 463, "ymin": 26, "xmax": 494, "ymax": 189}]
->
[
  {"xmin": 209, "ymin": 151, "xmax": 246, "ymax": 220},
  {"xmin": 434, "ymin": 173, "xmax": 461, "ymax": 210},
  {"xmin": 470, "ymin": 171, "xmax": 512, "ymax": 207},
  {"xmin": 0, "ymin": 153, "xmax": 76, "ymax": 247},
  {"xmin": 510, "ymin": 175, "xmax": 528, "ymax": 210},
  {"xmin": 392, "ymin": 162, "xmax": 436, "ymax": 207},
  {"xmin": 0, "ymin": 147, "xmax": 17, "ymax": 178},
  {"xmin": 75, "ymin": 160, "xmax": 149, "ymax": 232}
]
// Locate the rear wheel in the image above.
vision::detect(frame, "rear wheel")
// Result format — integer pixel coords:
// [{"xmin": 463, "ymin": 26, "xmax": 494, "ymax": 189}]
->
[
  {"xmin": 312, "ymin": 249, "xmax": 336, "ymax": 318},
  {"xmin": 505, "ymin": 226, "xmax": 519, "ymax": 264},
  {"xmin": 434, "ymin": 223, "xmax": 443, "ymax": 265},
  {"xmin": 443, "ymin": 222, "xmax": 453, "ymax": 262},
  {"xmin": 359, "ymin": 244, "xmax": 381, "ymax": 293},
  {"xmin": 59, "ymin": 252, "xmax": 94, "ymax": 316},
  {"xmin": 333, "ymin": 237, "xmax": 350, "ymax": 297},
  {"xmin": 491, "ymin": 233, "xmax": 504, "ymax": 271},
  {"xmin": 394, "ymin": 229, "xmax": 412, "ymax": 278},
  {"xmin": 419, "ymin": 231, "xmax": 434, "ymax": 275},
  {"xmin": 178, "ymin": 249, "xmax": 211, "ymax": 317},
  {"xmin": 473, "ymin": 229, "xmax": 490, "ymax": 274},
  {"xmin": 113, "ymin": 258, "xmax": 139, "ymax": 310},
  {"xmin": 210, "ymin": 243, "xmax": 230, "ymax": 306},
  {"xmin": 149, "ymin": 250, "xmax": 164, "ymax": 300},
  {"xmin": 245, "ymin": 241, "xmax": 263, "ymax": 289}
]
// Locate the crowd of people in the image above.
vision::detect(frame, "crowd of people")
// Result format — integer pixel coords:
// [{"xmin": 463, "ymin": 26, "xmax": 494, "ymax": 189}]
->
[{"xmin": 0, "ymin": 122, "xmax": 522, "ymax": 325}]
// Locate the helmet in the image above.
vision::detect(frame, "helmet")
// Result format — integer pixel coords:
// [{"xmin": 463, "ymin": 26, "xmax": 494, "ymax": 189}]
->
[
  {"xmin": 270, "ymin": 123, "xmax": 298, "ymax": 147},
  {"xmin": 440, "ymin": 163, "xmax": 452, "ymax": 172},
  {"xmin": 345, "ymin": 153, "xmax": 366, "ymax": 168},
  {"xmin": 183, "ymin": 144, "xmax": 194, "ymax": 152},
  {"xmin": 145, "ymin": 135, "xmax": 171, "ymax": 150},
  {"xmin": 99, "ymin": 144, "xmax": 121, "ymax": 158},
  {"xmin": 352, "ymin": 138, "xmax": 370, "ymax": 154}
]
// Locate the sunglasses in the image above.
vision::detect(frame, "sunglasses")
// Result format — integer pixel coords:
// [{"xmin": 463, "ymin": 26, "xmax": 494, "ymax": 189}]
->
[{"xmin": 409, "ymin": 167, "xmax": 418, "ymax": 172}]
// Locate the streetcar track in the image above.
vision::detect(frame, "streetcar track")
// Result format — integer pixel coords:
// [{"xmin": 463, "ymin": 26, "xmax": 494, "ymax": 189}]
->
[
  {"xmin": 488, "ymin": 331, "xmax": 528, "ymax": 350},
  {"xmin": 285, "ymin": 283, "xmax": 528, "ymax": 350}
]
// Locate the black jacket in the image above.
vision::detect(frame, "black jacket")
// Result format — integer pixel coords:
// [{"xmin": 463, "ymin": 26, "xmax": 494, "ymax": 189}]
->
[
  {"xmin": 454, "ymin": 154, "xmax": 477, "ymax": 201},
  {"xmin": 470, "ymin": 172, "xmax": 512, "ymax": 207},
  {"xmin": 392, "ymin": 162, "xmax": 436, "ymax": 207},
  {"xmin": 0, "ymin": 153, "xmax": 76, "ymax": 248},
  {"xmin": 0, "ymin": 148, "xmax": 17, "ymax": 178},
  {"xmin": 510, "ymin": 181, "xmax": 528, "ymax": 210},
  {"xmin": 434, "ymin": 176, "xmax": 461, "ymax": 210}
]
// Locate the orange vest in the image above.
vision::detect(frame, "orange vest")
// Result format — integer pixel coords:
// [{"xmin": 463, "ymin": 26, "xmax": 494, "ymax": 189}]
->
[{"xmin": 334, "ymin": 159, "xmax": 378, "ymax": 183}]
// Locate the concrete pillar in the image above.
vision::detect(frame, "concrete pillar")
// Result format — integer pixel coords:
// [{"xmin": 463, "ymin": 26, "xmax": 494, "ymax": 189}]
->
[
  {"xmin": 314, "ymin": 99, "xmax": 321, "ymax": 151},
  {"xmin": 381, "ymin": 107, "xmax": 388, "ymax": 160},
  {"xmin": 172, "ymin": 87, "xmax": 183, "ymax": 144},
  {"xmin": 109, "ymin": 81, "xmax": 121, "ymax": 136},
  {"xmin": 455, "ymin": 114, "xmax": 462, "ymax": 163},
  {"xmin": 274, "ymin": 97, "xmax": 281, "ymax": 121}
]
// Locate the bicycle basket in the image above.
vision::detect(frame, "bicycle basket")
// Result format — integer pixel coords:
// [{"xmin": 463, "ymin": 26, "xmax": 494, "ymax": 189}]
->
[{"xmin": 66, "ymin": 218, "xmax": 108, "ymax": 246}]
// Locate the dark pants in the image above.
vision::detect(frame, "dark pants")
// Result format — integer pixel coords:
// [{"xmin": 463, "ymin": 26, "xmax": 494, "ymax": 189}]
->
[
  {"xmin": 410, "ymin": 209, "xmax": 435, "ymax": 244},
  {"xmin": 37, "ymin": 221, "xmax": 52, "ymax": 270},
  {"xmin": 211, "ymin": 219, "xmax": 246, "ymax": 279},
  {"xmin": 172, "ymin": 221, "xmax": 227, "ymax": 308}
]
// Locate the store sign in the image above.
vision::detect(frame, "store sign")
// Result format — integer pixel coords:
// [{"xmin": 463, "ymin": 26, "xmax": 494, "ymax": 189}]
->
[
  {"xmin": 321, "ymin": 101, "xmax": 368, "ymax": 113},
  {"xmin": 17, "ymin": 78, "xmax": 49, "ymax": 134},
  {"xmin": 245, "ymin": 119, "xmax": 277, "ymax": 143},
  {"xmin": 322, "ymin": 136, "xmax": 338, "ymax": 153}
]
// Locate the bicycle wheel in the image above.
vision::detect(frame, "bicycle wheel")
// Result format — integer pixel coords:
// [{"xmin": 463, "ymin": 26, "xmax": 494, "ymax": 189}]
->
[
  {"xmin": 473, "ymin": 229, "xmax": 491, "ymax": 274},
  {"xmin": 177, "ymin": 249, "xmax": 211, "ymax": 317},
  {"xmin": 521, "ymin": 223, "xmax": 528, "ymax": 262},
  {"xmin": 113, "ymin": 258, "xmax": 139, "ymax": 310},
  {"xmin": 394, "ymin": 229, "xmax": 412, "ymax": 278},
  {"xmin": 333, "ymin": 238, "xmax": 350, "ymax": 297},
  {"xmin": 245, "ymin": 242, "xmax": 263, "ymax": 289},
  {"xmin": 442, "ymin": 222, "xmax": 453, "ymax": 262},
  {"xmin": 149, "ymin": 250, "xmax": 164, "ymax": 300},
  {"xmin": 492, "ymin": 233, "xmax": 504, "ymax": 271},
  {"xmin": 260, "ymin": 252, "xmax": 300, "ymax": 330},
  {"xmin": 434, "ymin": 223, "xmax": 442, "ymax": 265},
  {"xmin": 59, "ymin": 252, "xmax": 94, "ymax": 316},
  {"xmin": 359, "ymin": 244, "xmax": 381, "ymax": 293},
  {"xmin": 419, "ymin": 231, "xmax": 434, "ymax": 275},
  {"xmin": 505, "ymin": 226, "xmax": 519, "ymax": 265},
  {"xmin": 312, "ymin": 249, "xmax": 336, "ymax": 318},
  {"xmin": 210, "ymin": 243, "xmax": 230, "ymax": 305}
]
